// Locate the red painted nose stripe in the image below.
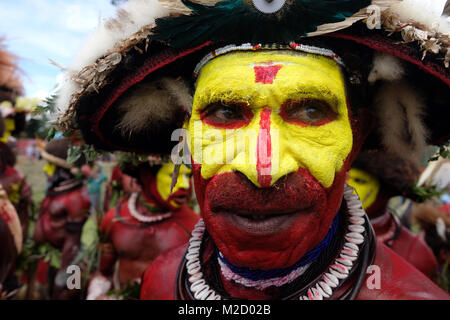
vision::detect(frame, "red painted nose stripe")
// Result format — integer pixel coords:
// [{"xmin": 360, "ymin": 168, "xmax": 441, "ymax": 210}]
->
[{"xmin": 257, "ymin": 109, "xmax": 272, "ymax": 187}]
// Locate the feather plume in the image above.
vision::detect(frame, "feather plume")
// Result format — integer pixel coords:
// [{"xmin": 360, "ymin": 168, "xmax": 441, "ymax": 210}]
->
[
  {"xmin": 368, "ymin": 52, "xmax": 405, "ymax": 83},
  {"xmin": 151, "ymin": 0, "xmax": 371, "ymax": 47},
  {"xmin": 0, "ymin": 39, "xmax": 23, "ymax": 99}
]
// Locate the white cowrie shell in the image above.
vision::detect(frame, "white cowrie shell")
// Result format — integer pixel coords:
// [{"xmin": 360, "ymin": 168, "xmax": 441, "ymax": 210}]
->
[
  {"xmin": 315, "ymin": 283, "xmax": 330, "ymax": 299},
  {"xmin": 323, "ymin": 273, "xmax": 339, "ymax": 287},
  {"xmin": 349, "ymin": 216, "xmax": 365, "ymax": 225},
  {"xmin": 344, "ymin": 242, "xmax": 359, "ymax": 251},
  {"xmin": 336, "ymin": 257, "xmax": 353, "ymax": 266},
  {"xmin": 329, "ymin": 268, "xmax": 347, "ymax": 279},
  {"xmin": 319, "ymin": 281, "xmax": 333, "ymax": 296},
  {"xmin": 348, "ymin": 225, "xmax": 365, "ymax": 233}
]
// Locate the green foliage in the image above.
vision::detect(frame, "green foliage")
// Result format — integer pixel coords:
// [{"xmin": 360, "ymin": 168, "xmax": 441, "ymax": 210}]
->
[
  {"xmin": 430, "ymin": 141, "xmax": 450, "ymax": 161},
  {"xmin": 412, "ymin": 185, "xmax": 445, "ymax": 203},
  {"xmin": 16, "ymin": 240, "xmax": 62, "ymax": 276},
  {"xmin": 116, "ymin": 152, "xmax": 149, "ymax": 168},
  {"xmin": 71, "ymin": 216, "xmax": 102, "ymax": 292},
  {"xmin": 437, "ymin": 258, "xmax": 450, "ymax": 293},
  {"xmin": 67, "ymin": 143, "xmax": 104, "ymax": 165},
  {"xmin": 108, "ymin": 281, "xmax": 141, "ymax": 300},
  {"xmin": 33, "ymin": 94, "xmax": 57, "ymax": 116}
]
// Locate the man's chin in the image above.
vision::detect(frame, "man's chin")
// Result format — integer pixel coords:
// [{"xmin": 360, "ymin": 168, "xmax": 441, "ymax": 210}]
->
[
  {"xmin": 195, "ymin": 169, "xmax": 343, "ymax": 269},
  {"xmin": 203, "ymin": 208, "xmax": 322, "ymax": 269}
]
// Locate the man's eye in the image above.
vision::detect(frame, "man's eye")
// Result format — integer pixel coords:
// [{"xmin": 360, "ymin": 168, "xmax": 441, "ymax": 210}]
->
[
  {"xmin": 201, "ymin": 102, "xmax": 253, "ymax": 128},
  {"xmin": 354, "ymin": 178, "xmax": 367, "ymax": 184},
  {"xmin": 280, "ymin": 99, "xmax": 337, "ymax": 126}
]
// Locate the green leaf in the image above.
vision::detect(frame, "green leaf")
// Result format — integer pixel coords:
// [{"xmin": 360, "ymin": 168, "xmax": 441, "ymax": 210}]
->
[
  {"xmin": 81, "ymin": 217, "xmax": 99, "ymax": 249},
  {"xmin": 67, "ymin": 145, "xmax": 82, "ymax": 164}
]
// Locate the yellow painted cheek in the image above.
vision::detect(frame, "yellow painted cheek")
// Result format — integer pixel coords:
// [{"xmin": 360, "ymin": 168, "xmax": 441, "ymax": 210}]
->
[
  {"xmin": 348, "ymin": 169, "xmax": 380, "ymax": 210},
  {"xmin": 156, "ymin": 163, "xmax": 175, "ymax": 202},
  {"xmin": 188, "ymin": 116, "xmax": 261, "ymax": 186},
  {"xmin": 5, "ymin": 119, "xmax": 15, "ymax": 134},
  {"xmin": 156, "ymin": 163, "xmax": 192, "ymax": 203},
  {"xmin": 43, "ymin": 163, "xmax": 56, "ymax": 177}
]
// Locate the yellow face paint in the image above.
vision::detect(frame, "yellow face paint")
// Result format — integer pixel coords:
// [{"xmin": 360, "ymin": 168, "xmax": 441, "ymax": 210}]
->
[
  {"xmin": 43, "ymin": 162, "xmax": 56, "ymax": 177},
  {"xmin": 187, "ymin": 51, "xmax": 353, "ymax": 188},
  {"xmin": 156, "ymin": 162, "xmax": 192, "ymax": 208},
  {"xmin": 0, "ymin": 118, "xmax": 15, "ymax": 143},
  {"xmin": 348, "ymin": 168, "xmax": 380, "ymax": 210}
]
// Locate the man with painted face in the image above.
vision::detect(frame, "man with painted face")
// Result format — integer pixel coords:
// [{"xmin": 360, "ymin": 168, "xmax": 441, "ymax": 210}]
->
[
  {"xmin": 33, "ymin": 138, "xmax": 91, "ymax": 300},
  {"xmin": 56, "ymin": 0, "xmax": 450, "ymax": 299},
  {"xmin": 0, "ymin": 110, "xmax": 23, "ymax": 298},
  {"xmin": 0, "ymin": 41, "xmax": 32, "ymax": 244},
  {"xmin": 87, "ymin": 158, "xmax": 198, "ymax": 300},
  {"xmin": 348, "ymin": 151, "xmax": 438, "ymax": 279}
]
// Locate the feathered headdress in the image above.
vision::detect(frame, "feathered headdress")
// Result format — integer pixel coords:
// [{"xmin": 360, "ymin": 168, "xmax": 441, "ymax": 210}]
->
[
  {"xmin": 0, "ymin": 39, "xmax": 23, "ymax": 104},
  {"xmin": 55, "ymin": 0, "xmax": 450, "ymax": 162}
]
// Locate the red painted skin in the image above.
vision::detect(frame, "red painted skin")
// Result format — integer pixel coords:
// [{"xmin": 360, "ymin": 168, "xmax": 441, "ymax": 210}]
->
[
  {"xmin": 33, "ymin": 183, "xmax": 90, "ymax": 299},
  {"xmin": 97, "ymin": 165, "xmax": 199, "ymax": 291},
  {"xmin": 0, "ymin": 212, "xmax": 17, "ymax": 289},
  {"xmin": 103, "ymin": 166, "xmax": 140, "ymax": 213},
  {"xmin": 140, "ymin": 240, "xmax": 449, "ymax": 300},
  {"xmin": 0, "ymin": 165, "xmax": 32, "ymax": 240},
  {"xmin": 367, "ymin": 192, "xmax": 438, "ymax": 279},
  {"xmin": 99, "ymin": 198, "xmax": 198, "ymax": 288}
]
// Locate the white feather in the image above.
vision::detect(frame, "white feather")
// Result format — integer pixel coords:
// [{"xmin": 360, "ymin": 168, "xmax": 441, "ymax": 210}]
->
[
  {"xmin": 391, "ymin": 0, "xmax": 449, "ymax": 34},
  {"xmin": 56, "ymin": 0, "xmax": 168, "ymax": 117},
  {"xmin": 368, "ymin": 53, "xmax": 404, "ymax": 83}
]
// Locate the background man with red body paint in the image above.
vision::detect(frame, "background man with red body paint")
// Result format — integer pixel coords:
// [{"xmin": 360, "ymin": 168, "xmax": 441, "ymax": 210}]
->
[
  {"xmin": 55, "ymin": 0, "xmax": 450, "ymax": 300},
  {"xmin": 87, "ymin": 157, "xmax": 198, "ymax": 300}
]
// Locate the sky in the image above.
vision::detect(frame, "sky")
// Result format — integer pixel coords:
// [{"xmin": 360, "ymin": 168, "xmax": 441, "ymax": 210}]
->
[{"xmin": 0, "ymin": 0, "xmax": 117, "ymax": 99}]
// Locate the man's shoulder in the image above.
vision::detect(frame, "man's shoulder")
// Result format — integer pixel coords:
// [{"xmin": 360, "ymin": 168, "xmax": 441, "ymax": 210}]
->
[
  {"xmin": 140, "ymin": 243, "xmax": 188, "ymax": 300},
  {"xmin": 357, "ymin": 241, "xmax": 449, "ymax": 300}
]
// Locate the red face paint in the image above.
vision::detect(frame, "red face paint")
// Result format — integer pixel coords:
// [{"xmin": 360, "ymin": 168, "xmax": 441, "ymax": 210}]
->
[
  {"xmin": 254, "ymin": 65, "xmax": 283, "ymax": 84},
  {"xmin": 257, "ymin": 109, "xmax": 272, "ymax": 188}
]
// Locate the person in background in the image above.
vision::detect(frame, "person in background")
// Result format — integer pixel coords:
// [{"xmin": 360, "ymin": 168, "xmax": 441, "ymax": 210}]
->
[
  {"xmin": 87, "ymin": 157, "xmax": 198, "ymax": 300},
  {"xmin": 85, "ymin": 163, "xmax": 107, "ymax": 215},
  {"xmin": 348, "ymin": 151, "xmax": 439, "ymax": 279},
  {"xmin": 0, "ymin": 41, "xmax": 32, "ymax": 246},
  {"xmin": 33, "ymin": 138, "xmax": 91, "ymax": 300}
]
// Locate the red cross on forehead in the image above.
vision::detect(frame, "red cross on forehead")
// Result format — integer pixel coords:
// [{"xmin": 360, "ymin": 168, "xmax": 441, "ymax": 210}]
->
[{"xmin": 254, "ymin": 62, "xmax": 283, "ymax": 84}]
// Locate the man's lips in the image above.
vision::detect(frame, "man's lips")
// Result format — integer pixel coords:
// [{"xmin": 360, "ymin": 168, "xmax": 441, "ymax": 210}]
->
[
  {"xmin": 170, "ymin": 190, "xmax": 190, "ymax": 205},
  {"xmin": 213, "ymin": 207, "xmax": 313, "ymax": 236}
]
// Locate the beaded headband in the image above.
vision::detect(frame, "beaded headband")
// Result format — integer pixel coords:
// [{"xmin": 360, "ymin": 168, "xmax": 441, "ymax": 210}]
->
[{"xmin": 193, "ymin": 42, "xmax": 346, "ymax": 79}]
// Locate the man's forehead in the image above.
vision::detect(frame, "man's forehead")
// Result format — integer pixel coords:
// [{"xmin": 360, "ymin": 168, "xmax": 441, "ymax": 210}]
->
[{"xmin": 199, "ymin": 50, "xmax": 342, "ymax": 72}]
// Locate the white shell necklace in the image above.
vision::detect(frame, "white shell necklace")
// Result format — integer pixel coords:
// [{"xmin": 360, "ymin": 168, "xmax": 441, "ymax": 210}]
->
[
  {"xmin": 183, "ymin": 184, "xmax": 368, "ymax": 300},
  {"xmin": 128, "ymin": 192, "xmax": 172, "ymax": 224}
]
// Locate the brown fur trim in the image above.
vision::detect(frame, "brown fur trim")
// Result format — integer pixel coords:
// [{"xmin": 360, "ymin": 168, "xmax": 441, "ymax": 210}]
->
[
  {"xmin": 116, "ymin": 77, "xmax": 192, "ymax": 136},
  {"xmin": 374, "ymin": 80, "xmax": 429, "ymax": 160},
  {"xmin": 353, "ymin": 150, "xmax": 421, "ymax": 197}
]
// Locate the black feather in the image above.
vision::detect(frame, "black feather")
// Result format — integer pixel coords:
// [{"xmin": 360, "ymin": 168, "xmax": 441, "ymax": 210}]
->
[{"xmin": 151, "ymin": 0, "xmax": 371, "ymax": 47}]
